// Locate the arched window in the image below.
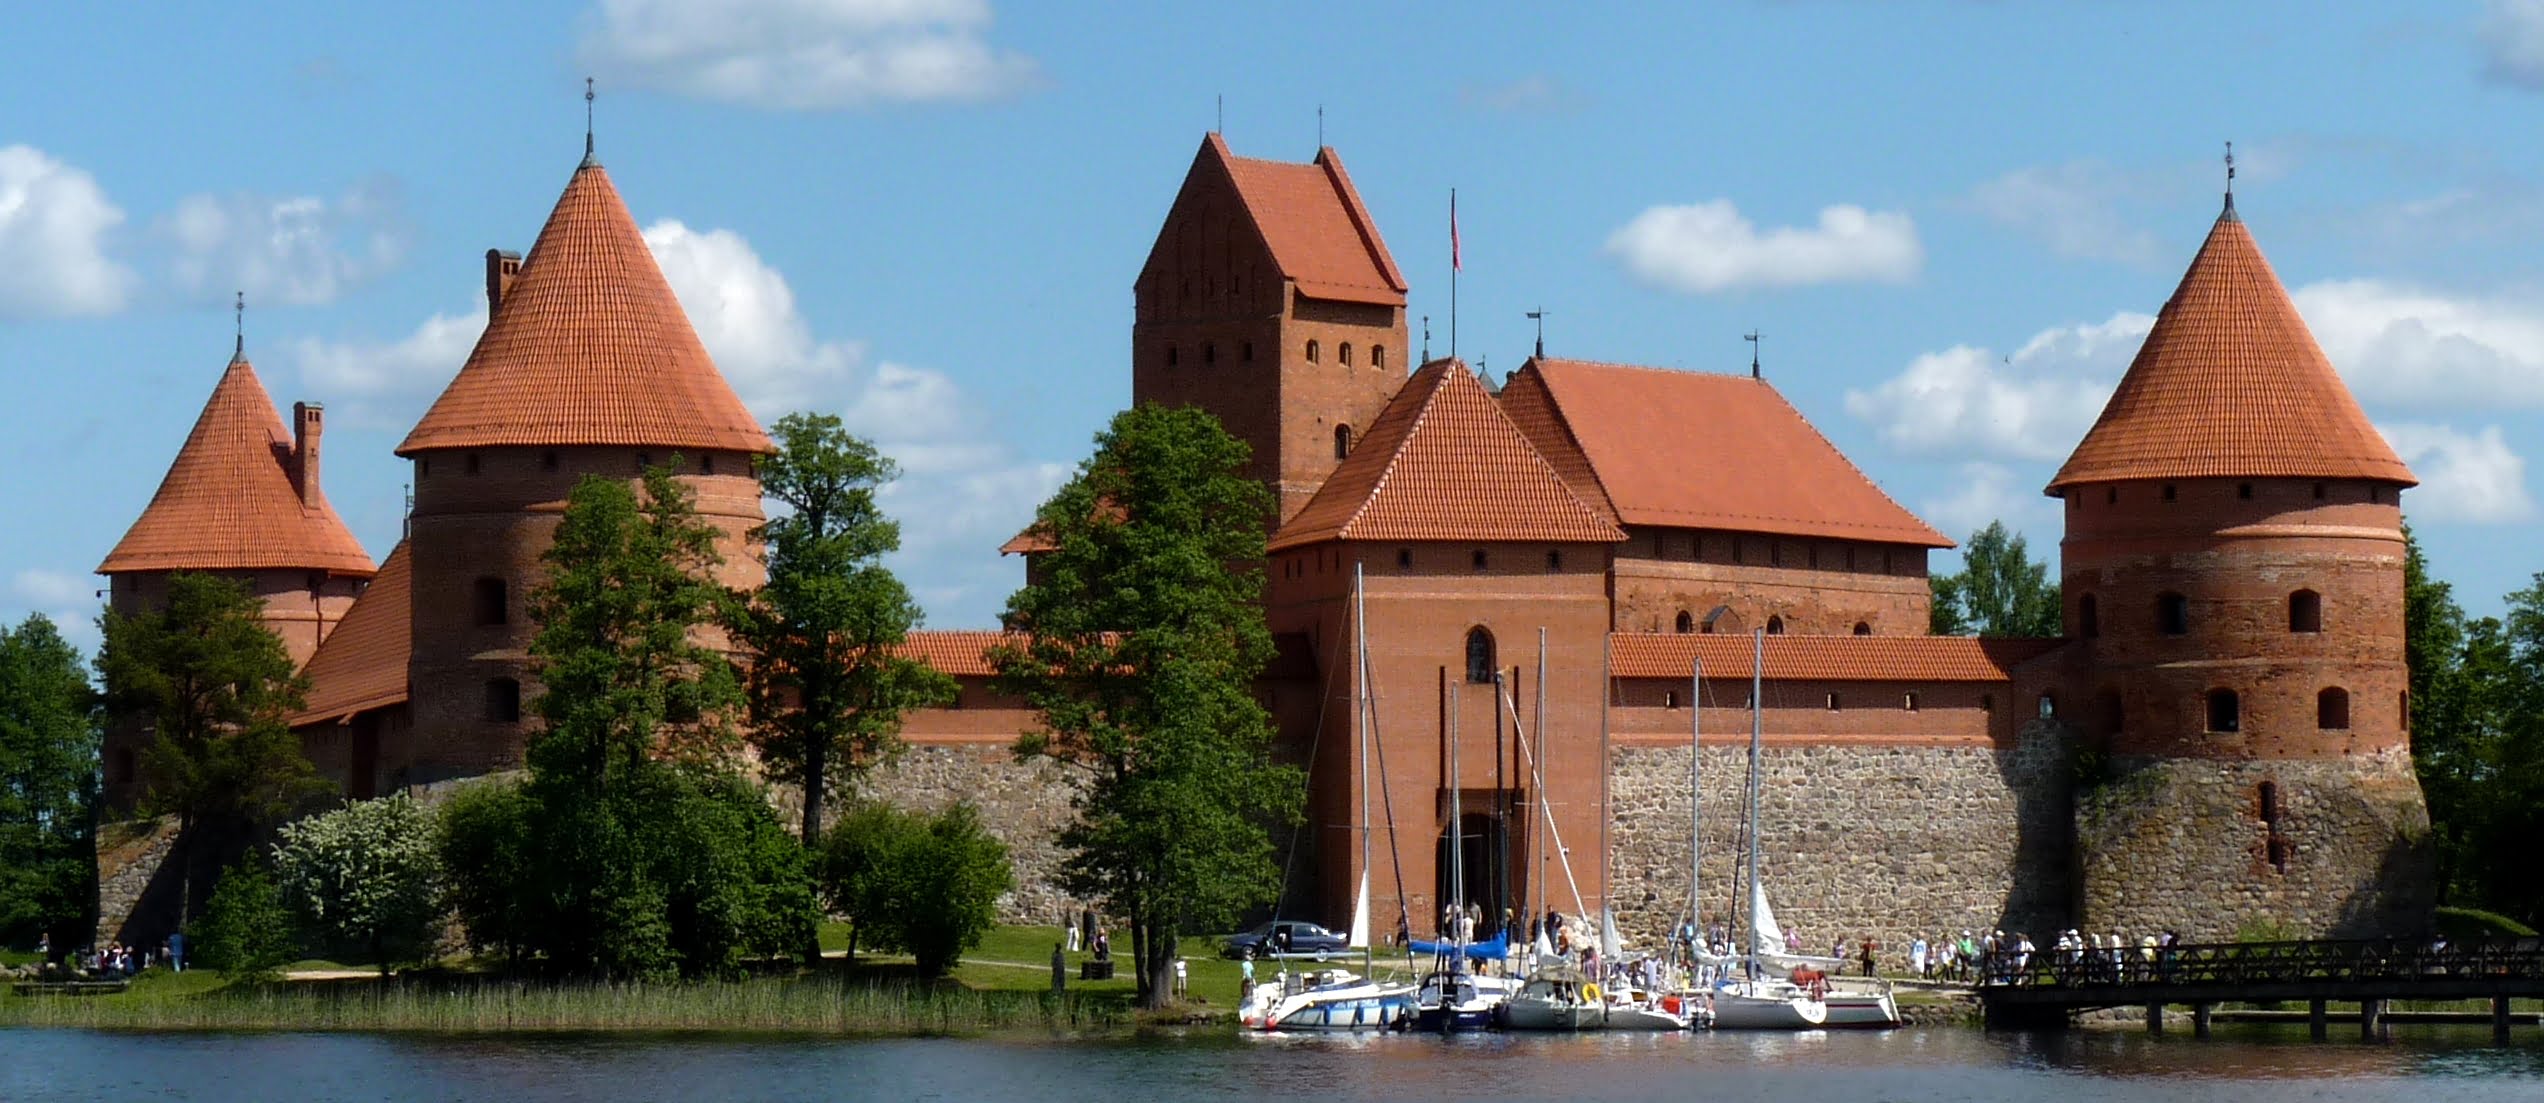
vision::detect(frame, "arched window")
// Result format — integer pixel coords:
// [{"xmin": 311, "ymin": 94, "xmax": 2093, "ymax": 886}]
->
[
  {"xmin": 2289, "ymin": 590, "xmax": 2322, "ymax": 633},
  {"xmin": 1765, "ymin": 616, "xmax": 1785, "ymax": 635},
  {"xmin": 465, "ymin": 452, "xmax": 481, "ymax": 476},
  {"xmin": 1852, "ymin": 622, "xmax": 1872, "ymax": 636},
  {"xmin": 2317, "ymin": 687, "xmax": 2350, "ymax": 730},
  {"xmin": 1242, "ymin": 341, "xmax": 1255, "ymax": 361},
  {"xmin": 485, "ymin": 678, "xmax": 522, "ymax": 723},
  {"xmin": 1675, "ymin": 611, "xmax": 1695, "ymax": 634},
  {"xmin": 1203, "ymin": 342, "xmax": 1216, "ymax": 364},
  {"xmin": 1824, "ymin": 693, "xmax": 1841, "ymax": 711},
  {"xmin": 1397, "ymin": 548, "xmax": 1413, "ymax": 569},
  {"xmin": 2206, "ymin": 688, "xmax": 2241, "ymax": 733},
  {"xmin": 472, "ymin": 577, "xmax": 508, "ymax": 626},
  {"xmin": 2037, "ymin": 693, "xmax": 2056, "ymax": 719},
  {"xmin": 2157, "ymin": 593, "xmax": 2189, "ymax": 636},
  {"xmin": 2258, "ymin": 781, "xmax": 2280, "ymax": 825},
  {"xmin": 1545, "ymin": 549, "xmax": 1563, "ymax": 572},
  {"xmin": 1339, "ymin": 342, "xmax": 1354, "ymax": 366},
  {"xmin": 1373, "ymin": 345, "xmax": 1387, "ymax": 369},
  {"xmin": 2079, "ymin": 593, "xmax": 2099, "ymax": 639},
  {"xmin": 2238, "ymin": 482, "xmax": 2254, "ymax": 500},
  {"xmin": 1903, "ymin": 692, "xmax": 1920, "ymax": 711},
  {"xmin": 1335, "ymin": 424, "xmax": 1353, "ymax": 460},
  {"xmin": 1664, "ymin": 690, "xmax": 1680, "ymax": 709},
  {"xmin": 1471, "ymin": 549, "xmax": 1488, "ymax": 571},
  {"xmin": 1305, "ymin": 339, "xmax": 1320, "ymax": 363},
  {"xmin": 1465, "ymin": 627, "xmax": 1496, "ymax": 684},
  {"xmin": 1166, "ymin": 344, "xmax": 1179, "ymax": 367}
]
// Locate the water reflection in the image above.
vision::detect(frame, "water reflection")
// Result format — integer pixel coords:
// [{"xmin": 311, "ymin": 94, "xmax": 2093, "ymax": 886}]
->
[{"xmin": 2, "ymin": 1025, "xmax": 2539, "ymax": 1103}]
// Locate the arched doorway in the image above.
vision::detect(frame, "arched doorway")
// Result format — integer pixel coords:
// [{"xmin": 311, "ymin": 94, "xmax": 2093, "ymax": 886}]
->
[{"xmin": 1434, "ymin": 812, "xmax": 1510, "ymax": 940}]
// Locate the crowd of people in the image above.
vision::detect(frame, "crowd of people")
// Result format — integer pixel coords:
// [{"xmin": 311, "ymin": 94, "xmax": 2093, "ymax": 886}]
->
[
  {"xmin": 10, "ymin": 932, "xmax": 183, "ymax": 984},
  {"xmin": 1660, "ymin": 918, "xmax": 2187, "ymax": 986}
]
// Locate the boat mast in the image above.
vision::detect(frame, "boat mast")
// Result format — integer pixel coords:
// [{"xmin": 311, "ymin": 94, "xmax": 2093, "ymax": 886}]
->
[
  {"xmin": 1690, "ymin": 654, "xmax": 1701, "ymax": 942},
  {"xmin": 1353, "ymin": 563, "xmax": 1373, "ymax": 950},
  {"xmin": 1745, "ymin": 627, "xmax": 1763, "ymax": 982},
  {"xmin": 1447, "ymin": 669, "xmax": 1463, "ymax": 950},
  {"xmin": 1536, "ymin": 628, "xmax": 1550, "ymax": 955}
]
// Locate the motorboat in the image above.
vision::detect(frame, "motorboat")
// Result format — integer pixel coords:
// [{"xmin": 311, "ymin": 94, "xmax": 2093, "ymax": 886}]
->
[
  {"xmin": 1711, "ymin": 979, "xmax": 1829, "ymax": 1029},
  {"xmin": 1498, "ymin": 965, "xmax": 1608, "ymax": 1031},
  {"xmin": 1240, "ymin": 967, "xmax": 1417, "ymax": 1031},
  {"xmin": 1410, "ymin": 967, "xmax": 1516, "ymax": 1033},
  {"xmin": 1821, "ymin": 976, "xmax": 1902, "ymax": 1028}
]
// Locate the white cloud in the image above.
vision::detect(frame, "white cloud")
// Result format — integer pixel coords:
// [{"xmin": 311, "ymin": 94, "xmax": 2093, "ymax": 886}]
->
[
  {"xmin": 1968, "ymin": 161, "xmax": 2163, "ymax": 265},
  {"xmin": 0, "ymin": 145, "xmax": 134, "ymax": 317},
  {"xmin": 291, "ymin": 304, "xmax": 487, "ymax": 429},
  {"xmin": 1845, "ymin": 312, "xmax": 2151, "ymax": 461},
  {"xmin": 2380, "ymin": 422, "xmax": 2537, "ymax": 524},
  {"xmin": 2482, "ymin": 0, "xmax": 2544, "ymax": 91},
  {"xmin": 643, "ymin": 219, "xmax": 861, "ymax": 416},
  {"xmin": 2292, "ymin": 279, "xmax": 2544, "ymax": 408},
  {"xmin": 8, "ymin": 568, "xmax": 102, "ymax": 653},
  {"xmin": 162, "ymin": 179, "xmax": 408, "ymax": 306},
  {"xmin": 1606, "ymin": 200, "xmax": 1921, "ymax": 293},
  {"xmin": 1920, "ymin": 463, "xmax": 2062, "ymax": 561},
  {"xmin": 581, "ymin": 0, "xmax": 1040, "ymax": 110}
]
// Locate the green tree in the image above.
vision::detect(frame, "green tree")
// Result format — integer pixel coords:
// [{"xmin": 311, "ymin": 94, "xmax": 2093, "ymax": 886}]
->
[
  {"xmin": 1928, "ymin": 521, "xmax": 2062, "ymax": 638},
  {"xmin": 0, "ymin": 614, "xmax": 100, "ymax": 951},
  {"xmin": 820, "ymin": 802, "xmax": 1012, "ymax": 977},
  {"xmin": 96, "ymin": 572, "xmax": 324, "ymax": 923},
  {"xmin": 437, "ymin": 779, "xmax": 537, "ymax": 968},
  {"xmin": 273, "ymin": 793, "xmax": 444, "ymax": 974},
  {"xmin": 192, "ymin": 858, "xmax": 295, "ymax": 981},
  {"xmin": 995, "ymin": 405, "xmax": 1302, "ymax": 1008},
  {"xmin": 2402, "ymin": 526, "xmax": 2485, "ymax": 902},
  {"xmin": 733, "ymin": 413, "xmax": 955, "ymax": 855},
  {"xmin": 2469, "ymin": 577, "xmax": 2544, "ymax": 926}
]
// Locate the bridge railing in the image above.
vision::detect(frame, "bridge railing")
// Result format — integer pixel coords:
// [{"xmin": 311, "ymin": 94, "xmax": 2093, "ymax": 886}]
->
[{"xmin": 1975, "ymin": 937, "xmax": 2544, "ymax": 991}]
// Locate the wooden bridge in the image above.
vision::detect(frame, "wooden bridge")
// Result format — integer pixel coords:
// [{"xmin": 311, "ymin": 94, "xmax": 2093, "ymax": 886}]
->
[{"xmin": 1976, "ymin": 937, "xmax": 2544, "ymax": 1042}]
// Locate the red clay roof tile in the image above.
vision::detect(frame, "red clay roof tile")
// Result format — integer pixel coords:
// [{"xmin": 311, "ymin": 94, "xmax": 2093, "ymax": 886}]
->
[
  {"xmin": 98, "ymin": 356, "xmax": 375, "ymax": 576},
  {"xmin": 1609, "ymin": 632, "xmax": 2061, "ymax": 683},
  {"xmin": 292, "ymin": 541, "xmax": 411, "ymax": 725},
  {"xmin": 1209, "ymin": 135, "xmax": 1406, "ymax": 307},
  {"xmin": 1271, "ymin": 359, "xmax": 1624, "ymax": 551},
  {"xmin": 2047, "ymin": 204, "xmax": 2414, "ymax": 493},
  {"xmin": 1502, "ymin": 358, "xmax": 1951, "ymax": 547},
  {"xmin": 398, "ymin": 162, "xmax": 771, "ymax": 457}
]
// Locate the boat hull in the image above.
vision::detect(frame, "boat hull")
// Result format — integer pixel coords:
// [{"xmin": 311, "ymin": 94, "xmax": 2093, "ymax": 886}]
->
[
  {"xmin": 1603, "ymin": 1004, "xmax": 1690, "ymax": 1031},
  {"xmin": 1499, "ymin": 997, "xmax": 1608, "ymax": 1031},
  {"xmin": 1711, "ymin": 991, "xmax": 1828, "ymax": 1030},
  {"xmin": 1821, "ymin": 990, "xmax": 1901, "ymax": 1028}
]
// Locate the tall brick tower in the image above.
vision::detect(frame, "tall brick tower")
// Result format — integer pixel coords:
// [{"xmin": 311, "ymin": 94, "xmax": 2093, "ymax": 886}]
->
[
  {"xmin": 1132, "ymin": 134, "xmax": 1410, "ymax": 524},
  {"xmin": 2053, "ymin": 191, "xmax": 2433, "ymax": 939},
  {"xmin": 96, "ymin": 343, "xmax": 376, "ymax": 808},
  {"xmin": 394, "ymin": 146, "xmax": 772, "ymax": 782}
]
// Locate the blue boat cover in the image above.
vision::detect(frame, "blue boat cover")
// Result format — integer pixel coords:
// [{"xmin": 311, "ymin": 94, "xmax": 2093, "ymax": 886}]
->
[{"xmin": 1407, "ymin": 934, "xmax": 1511, "ymax": 960}]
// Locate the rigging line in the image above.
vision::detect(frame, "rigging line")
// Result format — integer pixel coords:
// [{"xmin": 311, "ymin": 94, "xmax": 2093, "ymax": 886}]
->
[
  {"xmin": 1498, "ymin": 680, "xmax": 1589, "ymax": 923},
  {"xmin": 1363, "ymin": 647, "xmax": 1417, "ymax": 970}
]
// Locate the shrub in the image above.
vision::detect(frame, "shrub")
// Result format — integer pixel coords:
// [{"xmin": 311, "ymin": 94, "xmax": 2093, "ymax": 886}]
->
[
  {"xmin": 821, "ymin": 802, "xmax": 1011, "ymax": 977},
  {"xmin": 438, "ymin": 780, "xmax": 537, "ymax": 968},
  {"xmin": 274, "ymin": 794, "xmax": 445, "ymax": 973},
  {"xmin": 2435, "ymin": 905, "xmax": 2538, "ymax": 939},
  {"xmin": 192, "ymin": 861, "xmax": 296, "ymax": 980}
]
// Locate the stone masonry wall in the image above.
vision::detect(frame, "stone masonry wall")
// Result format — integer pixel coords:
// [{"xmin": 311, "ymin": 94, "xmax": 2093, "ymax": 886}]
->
[
  {"xmin": 2076, "ymin": 748, "xmax": 2433, "ymax": 940},
  {"xmin": 859, "ymin": 742, "xmax": 1083, "ymax": 927},
  {"xmin": 1607, "ymin": 721, "xmax": 2073, "ymax": 962}
]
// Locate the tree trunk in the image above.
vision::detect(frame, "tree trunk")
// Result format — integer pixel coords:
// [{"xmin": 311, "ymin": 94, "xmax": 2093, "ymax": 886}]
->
[
  {"xmin": 800, "ymin": 733, "xmax": 829, "ymax": 967},
  {"xmin": 1130, "ymin": 920, "xmax": 1154, "ymax": 1007}
]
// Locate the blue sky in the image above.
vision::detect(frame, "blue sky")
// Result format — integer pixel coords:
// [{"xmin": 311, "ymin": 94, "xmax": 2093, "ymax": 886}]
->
[{"xmin": 9, "ymin": 1, "xmax": 2544, "ymax": 650}]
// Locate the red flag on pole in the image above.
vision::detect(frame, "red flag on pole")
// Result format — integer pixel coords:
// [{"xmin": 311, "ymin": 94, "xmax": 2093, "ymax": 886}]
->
[{"xmin": 1450, "ymin": 190, "xmax": 1461, "ymax": 272}]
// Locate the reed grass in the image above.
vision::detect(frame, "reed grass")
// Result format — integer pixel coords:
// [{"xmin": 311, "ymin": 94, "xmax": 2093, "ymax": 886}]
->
[{"xmin": 0, "ymin": 976, "xmax": 1129, "ymax": 1036}]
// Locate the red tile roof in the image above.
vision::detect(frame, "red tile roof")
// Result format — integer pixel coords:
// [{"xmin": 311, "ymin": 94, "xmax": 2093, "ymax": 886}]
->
[
  {"xmin": 99, "ymin": 356, "xmax": 376, "ymax": 576},
  {"xmin": 1208, "ymin": 134, "xmax": 1407, "ymax": 306},
  {"xmin": 1501, "ymin": 358, "xmax": 1951, "ymax": 547},
  {"xmin": 2047, "ymin": 203, "xmax": 2414, "ymax": 493},
  {"xmin": 894, "ymin": 630, "xmax": 1016, "ymax": 678},
  {"xmin": 1271, "ymin": 359, "xmax": 1625, "ymax": 551},
  {"xmin": 293, "ymin": 541, "xmax": 411, "ymax": 725},
  {"xmin": 1609, "ymin": 632, "xmax": 2063, "ymax": 683},
  {"xmin": 398, "ymin": 162, "xmax": 772, "ymax": 457}
]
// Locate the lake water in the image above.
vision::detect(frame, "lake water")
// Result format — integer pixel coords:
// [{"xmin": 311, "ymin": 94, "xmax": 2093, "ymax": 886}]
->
[{"xmin": 6, "ymin": 1024, "xmax": 2542, "ymax": 1102}]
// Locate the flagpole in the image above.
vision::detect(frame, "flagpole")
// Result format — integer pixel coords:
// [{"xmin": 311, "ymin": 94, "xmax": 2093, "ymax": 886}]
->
[{"xmin": 1449, "ymin": 188, "xmax": 1459, "ymax": 362}]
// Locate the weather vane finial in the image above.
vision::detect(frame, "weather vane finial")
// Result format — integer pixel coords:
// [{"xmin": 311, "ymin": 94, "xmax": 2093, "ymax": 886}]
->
[
  {"xmin": 1745, "ymin": 329, "xmax": 1761, "ymax": 380},
  {"xmin": 1527, "ymin": 307, "xmax": 1547, "ymax": 359},
  {"xmin": 584, "ymin": 78, "xmax": 597, "ymax": 165},
  {"xmin": 2224, "ymin": 140, "xmax": 2236, "ymax": 212},
  {"xmin": 233, "ymin": 291, "xmax": 245, "ymax": 360}
]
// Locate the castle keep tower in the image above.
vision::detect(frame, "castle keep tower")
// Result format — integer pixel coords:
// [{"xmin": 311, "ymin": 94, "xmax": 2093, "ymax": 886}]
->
[
  {"xmin": 1132, "ymin": 135, "xmax": 1410, "ymax": 524},
  {"xmin": 395, "ymin": 149, "xmax": 771, "ymax": 782},
  {"xmin": 2053, "ymin": 193, "xmax": 2433, "ymax": 938},
  {"xmin": 97, "ymin": 345, "xmax": 376, "ymax": 807}
]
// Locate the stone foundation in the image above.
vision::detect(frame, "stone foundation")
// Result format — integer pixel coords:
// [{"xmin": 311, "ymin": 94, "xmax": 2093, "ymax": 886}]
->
[
  {"xmin": 1607, "ymin": 722, "xmax": 2074, "ymax": 956},
  {"xmin": 2075, "ymin": 748, "xmax": 2434, "ymax": 940},
  {"xmin": 94, "ymin": 817, "xmax": 181, "ymax": 947},
  {"xmin": 859, "ymin": 742, "xmax": 1082, "ymax": 926}
]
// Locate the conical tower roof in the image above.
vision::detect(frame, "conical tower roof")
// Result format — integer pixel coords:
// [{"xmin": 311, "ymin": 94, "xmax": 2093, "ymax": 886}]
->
[
  {"xmin": 99, "ymin": 354, "xmax": 375, "ymax": 576},
  {"xmin": 2047, "ymin": 201, "xmax": 2413, "ymax": 493},
  {"xmin": 397, "ymin": 160, "xmax": 771, "ymax": 456}
]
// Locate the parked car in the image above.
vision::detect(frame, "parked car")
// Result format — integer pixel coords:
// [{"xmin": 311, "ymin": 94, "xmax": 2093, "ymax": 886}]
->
[{"xmin": 1221, "ymin": 920, "xmax": 1350, "ymax": 959}]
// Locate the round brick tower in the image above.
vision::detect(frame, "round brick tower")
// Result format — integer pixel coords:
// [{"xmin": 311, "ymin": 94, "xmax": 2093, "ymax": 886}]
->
[
  {"xmin": 96, "ymin": 344, "xmax": 376, "ymax": 809},
  {"xmin": 2052, "ymin": 193, "xmax": 2433, "ymax": 939},
  {"xmin": 393, "ymin": 149, "xmax": 771, "ymax": 783}
]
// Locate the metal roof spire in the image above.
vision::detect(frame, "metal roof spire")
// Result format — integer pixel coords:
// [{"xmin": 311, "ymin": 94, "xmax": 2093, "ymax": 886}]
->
[
  {"xmin": 582, "ymin": 78, "xmax": 598, "ymax": 168},
  {"xmin": 233, "ymin": 291, "xmax": 245, "ymax": 363},
  {"xmin": 2222, "ymin": 140, "xmax": 2237, "ymax": 219}
]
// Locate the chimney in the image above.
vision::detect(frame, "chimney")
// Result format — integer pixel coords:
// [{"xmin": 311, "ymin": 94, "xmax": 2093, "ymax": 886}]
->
[
  {"xmin": 291, "ymin": 401, "xmax": 324, "ymax": 507},
  {"xmin": 485, "ymin": 248, "xmax": 523, "ymax": 312}
]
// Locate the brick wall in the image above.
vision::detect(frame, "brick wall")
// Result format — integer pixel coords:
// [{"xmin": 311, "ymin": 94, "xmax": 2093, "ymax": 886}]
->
[{"xmin": 1609, "ymin": 527, "xmax": 1932, "ymax": 637}]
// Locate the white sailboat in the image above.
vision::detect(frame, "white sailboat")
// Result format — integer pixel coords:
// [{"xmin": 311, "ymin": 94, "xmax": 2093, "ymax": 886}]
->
[{"xmin": 1709, "ymin": 627, "xmax": 1829, "ymax": 1030}]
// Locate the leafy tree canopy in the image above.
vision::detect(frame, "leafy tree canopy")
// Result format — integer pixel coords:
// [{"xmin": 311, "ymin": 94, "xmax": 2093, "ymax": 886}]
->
[
  {"xmin": 274, "ymin": 793, "xmax": 444, "ymax": 974},
  {"xmin": 1929, "ymin": 521, "xmax": 2062, "ymax": 638},
  {"xmin": 819, "ymin": 801, "xmax": 1011, "ymax": 977},
  {"xmin": 995, "ymin": 404, "xmax": 1303, "ymax": 1007},
  {"xmin": 0, "ymin": 613, "xmax": 100, "ymax": 949}
]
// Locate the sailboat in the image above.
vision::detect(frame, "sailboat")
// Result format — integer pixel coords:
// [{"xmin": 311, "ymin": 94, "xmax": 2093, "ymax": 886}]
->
[
  {"xmin": 1410, "ymin": 648, "xmax": 1517, "ymax": 1032},
  {"xmin": 1240, "ymin": 564, "xmax": 1417, "ymax": 1032},
  {"xmin": 1708, "ymin": 627, "xmax": 1829, "ymax": 1030}
]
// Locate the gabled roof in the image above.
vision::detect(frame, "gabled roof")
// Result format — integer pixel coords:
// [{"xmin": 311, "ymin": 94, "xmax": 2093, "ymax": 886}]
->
[
  {"xmin": 1608, "ymin": 633, "xmax": 2063, "ymax": 684},
  {"xmin": 398, "ymin": 160, "xmax": 771, "ymax": 456},
  {"xmin": 2047, "ymin": 201, "xmax": 2414, "ymax": 493},
  {"xmin": 1500, "ymin": 358, "xmax": 1951, "ymax": 548},
  {"xmin": 292, "ymin": 541, "xmax": 411, "ymax": 725},
  {"xmin": 99, "ymin": 355, "xmax": 375, "ymax": 576},
  {"xmin": 1150, "ymin": 134, "xmax": 1407, "ymax": 307},
  {"xmin": 894, "ymin": 630, "xmax": 1016, "ymax": 678},
  {"xmin": 1270, "ymin": 359, "xmax": 1624, "ymax": 551}
]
